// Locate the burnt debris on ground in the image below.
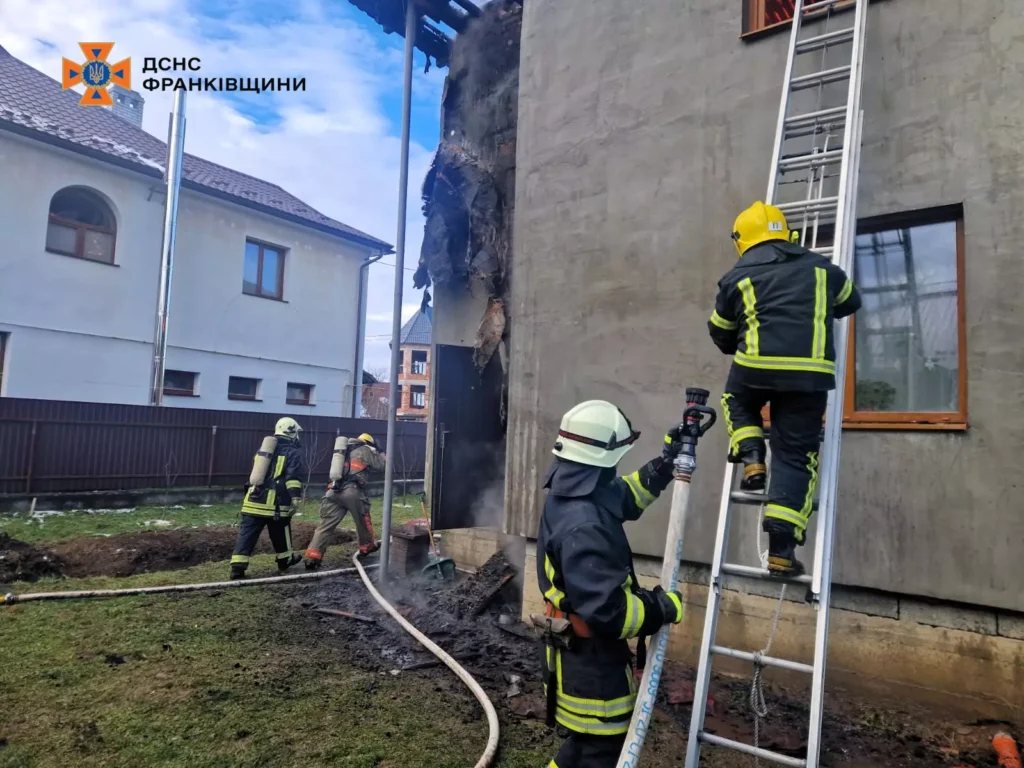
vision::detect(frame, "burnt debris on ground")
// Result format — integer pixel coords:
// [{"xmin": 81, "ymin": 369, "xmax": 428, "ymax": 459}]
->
[{"xmin": 0, "ymin": 525, "xmax": 354, "ymax": 582}]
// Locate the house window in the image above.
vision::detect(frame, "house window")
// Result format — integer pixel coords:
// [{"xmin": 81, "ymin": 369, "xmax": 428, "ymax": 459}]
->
[
  {"xmin": 46, "ymin": 187, "xmax": 117, "ymax": 264},
  {"xmin": 0, "ymin": 332, "xmax": 8, "ymax": 395},
  {"xmin": 844, "ymin": 206, "xmax": 966, "ymax": 429},
  {"xmin": 228, "ymin": 376, "xmax": 261, "ymax": 401},
  {"xmin": 412, "ymin": 350, "xmax": 428, "ymax": 375},
  {"xmin": 743, "ymin": 0, "xmax": 855, "ymax": 35},
  {"xmin": 163, "ymin": 369, "xmax": 198, "ymax": 397},
  {"xmin": 411, "ymin": 385, "xmax": 426, "ymax": 409},
  {"xmin": 286, "ymin": 382, "xmax": 314, "ymax": 406},
  {"xmin": 243, "ymin": 240, "xmax": 285, "ymax": 300}
]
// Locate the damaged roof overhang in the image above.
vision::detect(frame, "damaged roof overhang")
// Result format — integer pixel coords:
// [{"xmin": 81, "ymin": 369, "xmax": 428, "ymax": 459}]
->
[{"xmin": 345, "ymin": 0, "xmax": 482, "ymax": 68}]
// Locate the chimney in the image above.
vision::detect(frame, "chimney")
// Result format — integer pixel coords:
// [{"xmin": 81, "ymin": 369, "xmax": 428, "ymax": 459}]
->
[{"xmin": 109, "ymin": 85, "xmax": 144, "ymax": 128}]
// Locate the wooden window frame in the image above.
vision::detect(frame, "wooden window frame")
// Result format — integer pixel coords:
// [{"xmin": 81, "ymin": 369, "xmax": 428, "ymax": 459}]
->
[
  {"xmin": 46, "ymin": 187, "xmax": 118, "ymax": 266},
  {"xmin": 286, "ymin": 382, "xmax": 314, "ymax": 406},
  {"xmin": 228, "ymin": 376, "xmax": 262, "ymax": 402},
  {"xmin": 162, "ymin": 369, "xmax": 199, "ymax": 398},
  {"xmin": 742, "ymin": 0, "xmax": 857, "ymax": 39},
  {"xmin": 842, "ymin": 207, "xmax": 967, "ymax": 430},
  {"xmin": 243, "ymin": 240, "xmax": 287, "ymax": 301}
]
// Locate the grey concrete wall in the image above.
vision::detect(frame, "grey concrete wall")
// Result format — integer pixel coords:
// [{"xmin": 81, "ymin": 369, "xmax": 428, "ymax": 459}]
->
[{"xmin": 507, "ymin": 0, "xmax": 1024, "ymax": 611}]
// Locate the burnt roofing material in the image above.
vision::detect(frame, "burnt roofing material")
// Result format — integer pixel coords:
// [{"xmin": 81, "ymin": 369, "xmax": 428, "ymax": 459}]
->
[{"xmin": 0, "ymin": 45, "xmax": 392, "ymax": 251}]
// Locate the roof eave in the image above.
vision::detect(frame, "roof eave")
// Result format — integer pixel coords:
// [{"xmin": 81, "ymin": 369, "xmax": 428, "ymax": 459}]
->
[{"xmin": 0, "ymin": 120, "xmax": 395, "ymax": 254}]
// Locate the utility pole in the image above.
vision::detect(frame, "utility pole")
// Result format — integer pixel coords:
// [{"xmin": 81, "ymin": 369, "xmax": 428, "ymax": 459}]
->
[
  {"xmin": 379, "ymin": 0, "xmax": 418, "ymax": 582},
  {"xmin": 149, "ymin": 88, "xmax": 187, "ymax": 406}
]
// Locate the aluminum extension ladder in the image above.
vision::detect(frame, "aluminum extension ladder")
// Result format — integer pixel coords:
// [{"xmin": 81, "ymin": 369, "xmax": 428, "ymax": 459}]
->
[{"xmin": 684, "ymin": 1, "xmax": 869, "ymax": 766}]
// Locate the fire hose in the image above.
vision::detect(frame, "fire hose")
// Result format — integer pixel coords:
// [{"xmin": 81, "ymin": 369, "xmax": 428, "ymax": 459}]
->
[
  {"xmin": 352, "ymin": 551, "xmax": 500, "ymax": 768},
  {"xmin": 617, "ymin": 388, "xmax": 717, "ymax": 768},
  {"xmin": 1, "ymin": 564, "xmax": 374, "ymax": 605}
]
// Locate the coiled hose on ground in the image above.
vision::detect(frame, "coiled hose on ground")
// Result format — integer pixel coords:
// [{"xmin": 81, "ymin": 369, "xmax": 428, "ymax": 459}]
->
[{"xmin": 352, "ymin": 552, "xmax": 500, "ymax": 768}]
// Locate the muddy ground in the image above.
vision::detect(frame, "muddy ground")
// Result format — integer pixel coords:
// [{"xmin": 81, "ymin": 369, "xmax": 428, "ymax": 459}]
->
[
  {"xmin": 0, "ymin": 525, "xmax": 353, "ymax": 582},
  {"xmin": 295, "ymin": 551, "xmax": 1018, "ymax": 768}
]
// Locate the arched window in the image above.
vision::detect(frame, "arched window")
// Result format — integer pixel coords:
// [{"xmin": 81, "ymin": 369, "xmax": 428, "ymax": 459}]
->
[{"xmin": 46, "ymin": 187, "xmax": 117, "ymax": 264}]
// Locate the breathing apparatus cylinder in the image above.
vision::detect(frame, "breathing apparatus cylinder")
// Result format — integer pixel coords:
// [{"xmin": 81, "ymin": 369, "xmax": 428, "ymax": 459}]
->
[
  {"xmin": 329, "ymin": 436, "xmax": 350, "ymax": 482},
  {"xmin": 249, "ymin": 436, "xmax": 278, "ymax": 487}
]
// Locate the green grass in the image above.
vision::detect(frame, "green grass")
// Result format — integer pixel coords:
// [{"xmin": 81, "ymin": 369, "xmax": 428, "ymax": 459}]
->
[
  {"xmin": 0, "ymin": 495, "xmax": 425, "ymax": 546},
  {"xmin": 0, "ymin": 573, "xmax": 553, "ymax": 767}
]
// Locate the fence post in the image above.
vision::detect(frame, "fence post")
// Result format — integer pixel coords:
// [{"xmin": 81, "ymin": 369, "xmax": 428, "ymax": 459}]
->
[
  {"xmin": 206, "ymin": 425, "xmax": 218, "ymax": 487},
  {"xmin": 24, "ymin": 420, "xmax": 38, "ymax": 493}
]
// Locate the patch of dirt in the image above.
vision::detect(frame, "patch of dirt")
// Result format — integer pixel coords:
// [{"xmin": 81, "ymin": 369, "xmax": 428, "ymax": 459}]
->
[
  {"xmin": 0, "ymin": 524, "xmax": 353, "ymax": 582},
  {"xmin": 0, "ymin": 533, "xmax": 65, "ymax": 582}
]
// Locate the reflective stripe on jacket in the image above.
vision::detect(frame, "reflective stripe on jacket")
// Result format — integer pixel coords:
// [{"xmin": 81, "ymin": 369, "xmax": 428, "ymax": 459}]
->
[
  {"xmin": 708, "ymin": 240, "xmax": 862, "ymax": 391},
  {"xmin": 242, "ymin": 435, "xmax": 307, "ymax": 517},
  {"xmin": 536, "ymin": 456, "xmax": 672, "ymax": 736}
]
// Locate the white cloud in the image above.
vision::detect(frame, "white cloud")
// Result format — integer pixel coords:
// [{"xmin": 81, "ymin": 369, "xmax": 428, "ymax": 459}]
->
[{"xmin": 0, "ymin": 0, "xmax": 440, "ymax": 371}]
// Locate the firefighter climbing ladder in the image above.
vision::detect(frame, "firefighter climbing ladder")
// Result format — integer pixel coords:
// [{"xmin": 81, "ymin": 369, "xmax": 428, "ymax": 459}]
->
[{"xmin": 684, "ymin": 1, "xmax": 868, "ymax": 766}]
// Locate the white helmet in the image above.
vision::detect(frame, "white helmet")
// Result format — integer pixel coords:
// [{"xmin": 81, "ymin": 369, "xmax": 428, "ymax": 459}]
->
[
  {"xmin": 275, "ymin": 417, "xmax": 303, "ymax": 438},
  {"xmin": 552, "ymin": 400, "xmax": 640, "ymax": 468}
]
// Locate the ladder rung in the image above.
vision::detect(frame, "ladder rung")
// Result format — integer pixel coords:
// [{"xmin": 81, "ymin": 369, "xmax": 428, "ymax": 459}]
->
[
  {"xmin": 775, "ymin": 196, "xmax": 839, "ymax": 216},
  {"xmin": 778, "ymin": 148, "xmax": 844, "ymax": 172},
  {"xmin": 730, "ymin": 490, "xmax": 819, "ymax": 512},
  {"xmin": 801, "ymin": 0, "xmax": 845, "ymax": 13},
  {"xmin": 712, "ymin": 645, "xmax": 815, "ymax": 675},
  {"xmin": 698, "ymin": 732, "xmax": 806, "ymax": 767},
  {"xmin": 790, "ymin": 64, "xmax": 852, "ymax": 92},
  {"xmin": 721, "ymin": 562, "xmax": 814, "ymax": 586},
  {"xmin": 795, "ymin": 26, "xmax": 855, "ymax": 54},
  {"xmin": 783, "ymin": 106, "xmax": 847, "ymax": 139}
]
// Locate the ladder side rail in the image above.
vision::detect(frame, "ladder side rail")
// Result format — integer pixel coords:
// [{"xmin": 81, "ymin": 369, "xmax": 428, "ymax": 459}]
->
[
  {"xmin": 765, "ymin": 0, "xmax": 809, "ymax": 204},
  {"xmin": 683, "ymin": 463, "xmax": 741, "ymax": 768}
]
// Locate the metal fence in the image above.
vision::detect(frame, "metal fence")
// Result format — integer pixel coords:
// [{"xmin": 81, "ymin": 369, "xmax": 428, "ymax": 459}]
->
[{"xmin": 0, "ymin": 398, "xmax": 427, "ymax": 495}]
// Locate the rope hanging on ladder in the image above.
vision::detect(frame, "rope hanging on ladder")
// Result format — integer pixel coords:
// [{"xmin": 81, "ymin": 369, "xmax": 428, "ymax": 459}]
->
[{"xmin": 749, "ymin": 584, "xmax": 788, "ymax": 766}]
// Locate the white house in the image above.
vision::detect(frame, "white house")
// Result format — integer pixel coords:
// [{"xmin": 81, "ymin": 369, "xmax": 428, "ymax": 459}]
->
[{"xmin": 0, "ymin": 46, "xmax": 392, "ymax": 416}]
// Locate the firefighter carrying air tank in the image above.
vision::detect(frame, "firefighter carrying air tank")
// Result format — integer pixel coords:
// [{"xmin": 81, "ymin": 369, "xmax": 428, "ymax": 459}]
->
[
  {"xmin": 230, "ymin": 417, "xmax": 308, "ymax": 580},
  {"xmin": 708, "ymin": 201, "xmax": 862, "ymax": 576}
]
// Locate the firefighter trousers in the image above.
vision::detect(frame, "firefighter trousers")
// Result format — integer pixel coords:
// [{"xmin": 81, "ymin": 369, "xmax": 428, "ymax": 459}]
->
[
  {"xmin": 721, "ymin": 386, "xmax": 828, "ymax": 543},
  {"xmin": 230, "ymin": 513, "xmax": 295, "ymax": 572},
  {"xmin": 550, "ymin": 731, "xmax": 627, "ymax": 767},
  {"xmin": 305, "ymin": 485, "xmax": 376, "ymax": 563}
]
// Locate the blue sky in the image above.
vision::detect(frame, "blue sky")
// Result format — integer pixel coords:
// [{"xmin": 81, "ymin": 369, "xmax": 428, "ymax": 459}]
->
[{"xmin": 0, "ymin": 0, "xmax": 447, "ymax": 373}]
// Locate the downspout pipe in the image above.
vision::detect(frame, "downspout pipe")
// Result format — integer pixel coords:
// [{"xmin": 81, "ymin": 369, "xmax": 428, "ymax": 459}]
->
[{"xmin": 353, "ymin": 249, "xmax": 387, "ymax": 417}]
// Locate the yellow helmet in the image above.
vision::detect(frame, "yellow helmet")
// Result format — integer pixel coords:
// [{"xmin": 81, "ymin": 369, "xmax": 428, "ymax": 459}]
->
[
  {"xmin": 357, "ymin": 433, "xmax": 376, "ymax": 446},
  {"xmin": 731, "ymin": 201, "xmax": 790, "ymax": 256},
  {"xmin": 275, "ymin": 417, "xmax": 303, "ymax": 437}
]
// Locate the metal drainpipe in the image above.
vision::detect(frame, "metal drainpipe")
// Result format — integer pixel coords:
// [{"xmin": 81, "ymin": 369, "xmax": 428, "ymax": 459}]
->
[
  {"xmin": 379, "ymin": 0, "xmax": 418, "ymax": 583},
  {"xmin": 352, "ymin": 249, "xmax": 385, "ymax": 417},
  {"xmin": 149, "ymin": 88, "xmax": 187, "ymax": 406}
]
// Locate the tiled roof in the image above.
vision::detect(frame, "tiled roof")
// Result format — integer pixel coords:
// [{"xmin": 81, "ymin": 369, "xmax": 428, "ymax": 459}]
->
[
  {"xmin": 400, "ymin": 306, "xmax": 433, "ymax": 345},
  {"xmin": 0, "ymin": 45, "xmax": 392, "ymax": 251}
]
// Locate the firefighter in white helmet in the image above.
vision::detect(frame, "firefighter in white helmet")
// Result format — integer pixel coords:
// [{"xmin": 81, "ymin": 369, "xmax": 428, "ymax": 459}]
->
[
  {"xmin": 304, "ymin": 432, "xmax": 387, "ymax": 569},
  {"xmin": 230, "ymin": 417, "xmax": 308, "ymax": 579},
  {"xmin": 536, "ymin": 400, "xmax": 687, "ymax": 767},
  {"xmin": 708, "ymin": 201, "xmax": 861, "ymax": 575}
]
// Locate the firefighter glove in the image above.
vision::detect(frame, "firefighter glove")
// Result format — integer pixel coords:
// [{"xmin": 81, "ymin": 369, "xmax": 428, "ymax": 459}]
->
[
  {"xmin": 661, "ymin": 423, "xmax": 686, "ymax": 463},
  {"xmin": 638, "ymin": 586, "xmax": 685, "ymax": 634}
]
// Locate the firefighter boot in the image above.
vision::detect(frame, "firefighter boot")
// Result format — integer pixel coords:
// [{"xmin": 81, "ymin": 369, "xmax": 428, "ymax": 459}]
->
[
  {"xmin": 230, "ymin": 565, "xmax": 247, "ymax": 580},
  {"xmin": 738, "ymin": 448, "xmax": 767, "ymax": 491},
  {"xmin": 278, "ymin": 554, "xmax": 303, "ymax": 572},
  {"xmin": 304, "ymin": 549, "xmax": 323, "ymax": 571},
  {"xmin": 358, "ymin": 540, "xmax": 381, "ymax": 558},
  {"xmin": 763, "ymin": 519, "xmax": 805, "ymax": 576}
]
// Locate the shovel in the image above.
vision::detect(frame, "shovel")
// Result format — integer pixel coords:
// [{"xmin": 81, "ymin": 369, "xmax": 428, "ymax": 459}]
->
[{"xmin": 417, "ymin": 494, "xmax": 456, "ymax": 581}]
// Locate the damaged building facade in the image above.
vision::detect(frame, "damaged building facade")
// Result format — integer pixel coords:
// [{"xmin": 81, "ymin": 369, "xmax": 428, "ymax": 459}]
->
[{"xmin": 417, "ymin": 0, "xmax": 1024, "ymax": 710}]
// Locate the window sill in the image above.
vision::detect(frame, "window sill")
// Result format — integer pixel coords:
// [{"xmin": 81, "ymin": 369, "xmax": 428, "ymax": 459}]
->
[
  {"xmin": 228, "ymin": 395, "xmax": 262, "ymax": 402},
  {"xmin": 242, "ymin": 291, "xmax": 288, "ymax": 303},
  {"xmin": 842, "ymin": 420, "xmax": 968, "ymax": 432},
  {"xmin": 46, "ymin": 247, "xmax": 118, "ymax": 267},
  {"xmin": 163, "ymin": 391, "xmax": 199, "ymax": 398},
  {"xmin": 740, "ymin": 0, "xmax": 856, "ymax": 42},
  {"xmin": 286, "ymin": 399, "xmax": 313, "ymax": 407}
]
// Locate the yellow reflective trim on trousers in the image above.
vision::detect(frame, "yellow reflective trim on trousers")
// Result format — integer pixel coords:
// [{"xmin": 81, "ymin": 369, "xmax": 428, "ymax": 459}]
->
[
  {"xmin": 721, "ymin": 393, "xmax": 736, "ymax": 444},
  {"xmin": 738, "ymin": 278, "xmax": 759, "ymax": 356},
  {"xmin": 553, "ymin": 650, "xmax": 637, "ymax": 718},
  {"xmin": 555, "ymin": 710, "xmax": 630, "ymax": 736},
  {"xmin": 549, "ymin": 762, "xmax": 559, "ymax": 768},
  {"xmin": 734, "ymin": 351, "xmax": 835, "ymax": 375},
  {"xmin": 765, "ymin": 503, "xmax": 809, "ymax": 530},
  {"xmin": 813, "ymin": 267, "xmax": 827, "ymax": 360},
  {"xmin": 623, "ymin": 471, "xmax": 655, "ymax": 510},
  {"xmin": 801, "ymin": 451, "xmax": 819, "ymax": 518},
  {"xmin": 230, "ymin": 554, "xmax": 250, "ymax": 564},
  {"xmin": 729, "ymin": 425, "xmax": 764, "ymax": 453},
  {"xmin": 710, "ymin": 310, "xmax": 737, "ymax": 330},
  {"xmin": 836, "ymin": 278, "xmax": 854, "ymax": 305},
  {"xmin": 543, "ymin": 554, "xmax": 566, "ymax": 609}
]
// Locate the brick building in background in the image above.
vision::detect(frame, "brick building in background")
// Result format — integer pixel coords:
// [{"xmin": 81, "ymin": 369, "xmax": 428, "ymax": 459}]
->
[{"xmin": 396, "ymin": 306, "xmax": 431, "ymax": 421}]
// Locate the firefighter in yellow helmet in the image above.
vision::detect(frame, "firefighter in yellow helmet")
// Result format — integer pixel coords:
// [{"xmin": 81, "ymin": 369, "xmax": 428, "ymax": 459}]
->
[
  {"xmin": 303, "ymin": 432, "xmax": 387, "ymax": 569},
  {"xmin": 537, "ymin": 401, "xmax": 687, "ymax": 767},
  {"xmin": 708, "ymin": 201, "xmax": 861, "ymax": 575},
  {"xmin": 230, "ymin": 417, "xmax": 308, "ymax": 579}
]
